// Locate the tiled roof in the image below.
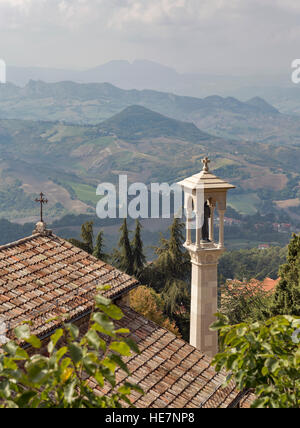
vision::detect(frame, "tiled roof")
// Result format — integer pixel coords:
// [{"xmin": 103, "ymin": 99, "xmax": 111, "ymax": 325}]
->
[
  {"xmin": 261, "ymin": 278, "xmax": 280, "ymax": 293},
  {"xmin": 239, "ymin": 392, "xmax": 257, "ymax": 408},
  {"xmin": 226, "ymin": 278, "xmax": 279, "ymax": 294},
  {"xmin": 0, "ymin": 232, "xmax": 138, "ymax": 339},
  {"xmin": 0, "ymin": 231, "xmax": 254, "ymax": 408},
  {"xmin": 91, "ymin": 305, "xmax": 246, "ymax": 409}
]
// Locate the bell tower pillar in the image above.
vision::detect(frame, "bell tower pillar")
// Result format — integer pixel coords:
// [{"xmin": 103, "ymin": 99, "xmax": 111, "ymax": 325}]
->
[{"xmin": 178, "ymin": 158, "xmax": 235, "ymax": 358}]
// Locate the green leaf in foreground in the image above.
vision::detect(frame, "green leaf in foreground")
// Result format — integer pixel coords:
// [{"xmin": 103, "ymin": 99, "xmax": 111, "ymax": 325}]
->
[{"xmin": 0, "ymin": 292, "xmax": 141, "ymax": 408}]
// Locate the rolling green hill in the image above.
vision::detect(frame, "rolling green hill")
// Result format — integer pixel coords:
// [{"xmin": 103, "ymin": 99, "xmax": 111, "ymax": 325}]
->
[
  {"xmin": 99, "ymin": 105, "xmax": 211, "ymax": 142},
  {"xmin": 0, "ymin": 105, "xmax": 299, "ymax": 224}
]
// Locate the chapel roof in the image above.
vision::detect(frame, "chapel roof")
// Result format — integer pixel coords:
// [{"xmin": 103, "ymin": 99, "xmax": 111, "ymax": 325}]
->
[
  {"xmin": 0, "ymin": 230, "xmax": 253, "ymax": 408},
  {"xmin": 89, "ymin": 305, "xmax": 252, "ymax": 408},
  {"xmin": 0, "ymin": 231, "xmax": 138, "ymax": 339}
]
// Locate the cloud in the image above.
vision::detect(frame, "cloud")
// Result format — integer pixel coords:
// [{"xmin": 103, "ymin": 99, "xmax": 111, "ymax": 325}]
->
[
  {"xmin": 0, "ymin": 0, "xmax": 278, "ymax": 31},
  {"xmin": 109, "ymin": 0, "xmax": 234, "ymax": 27},
  {"xmin": 0, "ymin": 0, "xmax": 298, "ymax": 33},
  {"xmin": 0, "ymin": 0, "xmax": 299, "ymax": 73}
]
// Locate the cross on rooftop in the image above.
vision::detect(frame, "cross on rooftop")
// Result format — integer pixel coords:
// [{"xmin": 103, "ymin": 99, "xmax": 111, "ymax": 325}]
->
[
  {"xmin": 35, "ymin": 192, "xmax": 48, "ymax": 223},
  {"xmin": 202, "ymin": 156, "xmax": 211, "ymax": 172}
]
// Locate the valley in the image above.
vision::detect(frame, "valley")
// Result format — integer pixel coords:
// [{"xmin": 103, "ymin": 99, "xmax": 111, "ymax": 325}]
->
[
  {"xmin": 0, "ymin": 105, "xmax": 298, "ymax": 220},
  {"xmin": 0, "ymin": 82, "xmax": 299, "ymax": 252}
]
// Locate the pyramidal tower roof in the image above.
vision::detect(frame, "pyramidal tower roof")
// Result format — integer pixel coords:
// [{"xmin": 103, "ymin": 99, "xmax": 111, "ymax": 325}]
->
[{"xmin": 178, "ymin": 157, "xmax": 236, "ymax": 191}]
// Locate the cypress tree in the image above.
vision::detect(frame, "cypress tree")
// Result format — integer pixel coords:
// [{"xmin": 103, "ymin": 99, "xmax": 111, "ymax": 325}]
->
[
  {"xmin": 270, "ymin": 234, "xmax": 300, "ymax": 316},
  {"xmin": 81, "ymin": 221, "xmax": 94, "ymax": 254},
  {"xmin": 93, "ymin": 230, "xmax": 107, "ymax": 261},
  {"xmin": 155, "ymin": 217, "xmax": 190, "ymax": 281},
  {"xmin": 69, "ymin": 221, "xmax": 94, "ymax": 255},
  {"xmin": 132, "ymin": 220, "xmax": 146, "ymax": 276},
  {"xmin": 114, "ymin": 219, "xmax": 134, "ymax": 275},
  {"xmin": 140, "ymin": 217, "xmax": 190, "ymax": 340}
]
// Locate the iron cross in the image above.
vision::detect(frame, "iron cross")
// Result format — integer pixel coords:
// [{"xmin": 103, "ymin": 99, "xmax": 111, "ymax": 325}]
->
[
  {"xmin": 35, "ymin": 192, "xmax": 48, "ymax": 222},
  {"xmin": 202, "ymin": 157, "xmax": 211, "ymax": 172}
]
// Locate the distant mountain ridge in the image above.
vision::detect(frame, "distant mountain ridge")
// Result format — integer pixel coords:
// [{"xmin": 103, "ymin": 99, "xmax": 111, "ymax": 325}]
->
[
  {"xmin": 6, "ymin": 59, "xmax": 289, "ymax": 98},
  {"xmin": 6, "ymin": 59, "xmax": 298, "ymax": 117},
  {"xmin": 7, "ymin": 60, "xmax": 181, "ymax": 88},
  {"xmin": 1, "ymin": 79, "xmax": 298, "ymax": 145},
  {"xmin": 245, "ymin": 97, "xmax": 279, "ymax": 114},
  {"xmin": 0, "ymin": 80, "xmax": 279, "ymax": 114}
]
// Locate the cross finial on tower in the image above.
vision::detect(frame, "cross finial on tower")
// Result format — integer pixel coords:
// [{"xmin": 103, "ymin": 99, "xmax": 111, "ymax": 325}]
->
[
  {"xmin": 35, "ymin": 192, "xmax": 48, "ymax": 223},
  {"xmin": 202, "ymin": 156, "xmax": 211, "ymax": 172}
]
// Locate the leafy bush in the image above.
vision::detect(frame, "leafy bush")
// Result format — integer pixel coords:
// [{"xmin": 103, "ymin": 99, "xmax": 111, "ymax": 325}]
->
[
  {"xmin": 0, "ymin": 292, "xmax": 142, "ymax": 408},
  {"xmin": 130, "ymin": 286, "xmax": 181, "ymax": 337},
  {"xmin": 212, "ymin": 314, "xmax": 300, "ymax": 408}
]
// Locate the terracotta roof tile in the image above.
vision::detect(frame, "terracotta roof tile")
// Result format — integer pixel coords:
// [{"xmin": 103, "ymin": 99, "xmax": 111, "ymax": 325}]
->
[
  {"xmin": 92, "ymin": 305, "xmax": 246, "ymax": 408},
  {"xmin": 0, "ymin": 232, "xmax": 138, "ymax": 338},
  {"xmin": 240, "ymin": 392, "xmax": 256, "ymax": 408}
]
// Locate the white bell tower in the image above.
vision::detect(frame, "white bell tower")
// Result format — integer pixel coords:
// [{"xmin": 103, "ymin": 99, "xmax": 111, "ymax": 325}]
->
[{"xmin": 178, "ymin": 158, "xmax": 235, "ymax": 357}]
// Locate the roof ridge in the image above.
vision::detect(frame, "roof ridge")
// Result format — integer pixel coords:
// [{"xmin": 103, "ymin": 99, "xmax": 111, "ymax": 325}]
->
[
  {"xmin": 0, "ymin": 233, "xmax": 44, "ymax": 251},
  {"xmin": 0, "ymin": 230, "xmax": 118, "ymax": 270},
  {"xmin": 0, "ymin": 231, "xmax": 77, "ymax": 253}
]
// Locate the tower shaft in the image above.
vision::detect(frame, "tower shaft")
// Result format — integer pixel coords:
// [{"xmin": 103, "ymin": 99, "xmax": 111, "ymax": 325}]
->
[{"xmin": 189, "ymin": 248, "xmax": 223, "ymax": 358}]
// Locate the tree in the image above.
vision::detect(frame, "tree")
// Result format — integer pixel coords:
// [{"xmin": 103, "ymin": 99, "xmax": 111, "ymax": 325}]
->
[
  {"xmin": 70, "ymin": 222, "xmax": 107, "ymax": 261},
  {"xmin": 162, "ymin": 279, "xmax": 190, "ymax": 340},
  {"xmin": 144, "ymin": 218, "xmax": 190, "ymax": 291},
  {"xmin": 220, "ymin": 280, "xmax": 272, "ymax": 325},
  {"xmin": 131, "ymin": 220, "xmax": 146, "ymax": 277},
  {"xmin": 162, "ymin": 280, "xmax": 189, "ymax": 317},
  {"xmin": 155, "ymin": 218, "xmax": 190, "ymax": 281},
  {"xmin": 93, "ymin": 230, "xmax": 107, "ymax": 262},
  {"xmin": 81, "ymin": 221, "xmax": 94, "ymax": 254},
  {"xmin": 0, "ymin": 292, "xmax": 142, "ymax": 408},
  {"xmin": 69, "ymin": 221, "xmax": 94, "ymax": 255},
  {"xmin": 271, "ymin": 234, "xmax": 300, "ymax": 316},
  {"xmin": 218, "ymin": 246, "xmax": 287, "ymax": 284},
  {"xmin": 141, "ymin": 218, "xmax": 191, "ymax": 340},
  {"xmin": 113, "ymin": 219, "xmax": 134, "ymax": 276},
  {"xmin": 212, "ymin": 314, "xmax": 300, "ymax": 408},
  {"xmin": 130, "ymin": 286, "xmax": 181, "ymax": 337}
]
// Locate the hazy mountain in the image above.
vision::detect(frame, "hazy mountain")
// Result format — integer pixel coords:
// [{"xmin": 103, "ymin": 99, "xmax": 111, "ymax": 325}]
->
[
  {"xmin": 244, "ymin": 97, "xmax": 280, "ymax": 114},
  {"xmin": 232, "ymin": 86, "xmax": 300, "ymax": 116},
  {"xmin": 7, "ymin": 66, "xmax": 82, "ymax": 87},
  {"xmin": 82, "ymin": 60, "xmax": 180, "ymax": 91},
  {"xmin": 1, "ymin": 79, "xmax": 300, "ymax": 145},
  {"xmin": 7, "ymin": 59, "xmax": 291, "ymax": 99},
  {"xmin": 6, "ymin": 60, "xmax": 191, "ymax": 92},
  {"xmin": 6, "ymin": 59, "xmax": 299, "ymax": 118}
]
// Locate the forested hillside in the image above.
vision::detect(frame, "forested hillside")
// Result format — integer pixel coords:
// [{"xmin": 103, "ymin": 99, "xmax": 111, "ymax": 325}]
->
[{"xmin": 0, "ymin": 105, "xmax": 299, "ymax": 225}]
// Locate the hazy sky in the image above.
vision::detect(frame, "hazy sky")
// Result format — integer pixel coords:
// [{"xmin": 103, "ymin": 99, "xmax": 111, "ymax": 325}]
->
[{"xmin": 0, "ymin": 0, "xmax": 299, "ymax": 74}]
